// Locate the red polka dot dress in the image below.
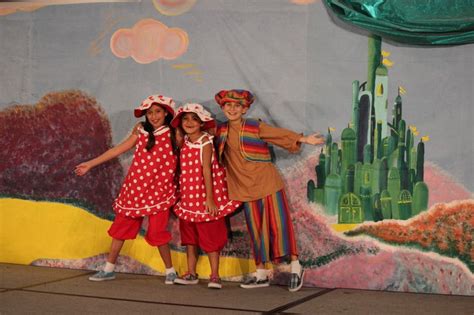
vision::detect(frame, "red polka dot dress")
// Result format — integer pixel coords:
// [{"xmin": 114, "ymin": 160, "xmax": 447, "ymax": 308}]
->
[
  {"xmin": 174, "ymin": 133, "xmax": 241, "ymax": 222},
  {"xmin": 113, "ymin": 126, "xmax": 177, "ymax": 218}
]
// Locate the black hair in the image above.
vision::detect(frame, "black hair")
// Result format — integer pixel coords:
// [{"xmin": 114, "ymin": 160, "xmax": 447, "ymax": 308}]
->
[
  {"xmin": 142, "ymin": 116, "xmax": 156, "ymax": 151},
  {"xmin": 141, "ymin": 104, "xmax": 180, "ymax": 184},
  {"xmin": 141, "ymin": 105, "xmax": 178, "ymax": 153}
]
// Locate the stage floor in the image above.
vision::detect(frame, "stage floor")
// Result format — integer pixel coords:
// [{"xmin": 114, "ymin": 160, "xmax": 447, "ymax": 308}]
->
[{"xmin": 1, "ymin": 263, "xmax": 472, "ymax": 314}]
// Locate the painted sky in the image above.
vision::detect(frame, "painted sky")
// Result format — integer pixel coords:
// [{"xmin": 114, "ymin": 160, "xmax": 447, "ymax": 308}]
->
[{"xmin": 0, "ymin": 0, "xmax": 472, "ymax": 191}]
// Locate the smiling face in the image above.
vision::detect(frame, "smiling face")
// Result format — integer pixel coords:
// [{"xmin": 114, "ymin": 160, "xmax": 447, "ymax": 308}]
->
[
  {"xmin": 222, "ymin": 102, "xmax": 248, "ymax": 123},
  {"xmin": 181, "ymin": 112, "xmax": 203, "ymax": 137},
  {"xmin": 145, "ymin": 104, "xmax": 168, "ymax": 130}
]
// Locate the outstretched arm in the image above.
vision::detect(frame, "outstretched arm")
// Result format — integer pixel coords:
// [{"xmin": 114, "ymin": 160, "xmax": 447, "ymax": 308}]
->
[
  {"xmin": 202, "ymin": 138, "xmax": 218, "ymax": 216},
  {"xmin": 259, "ymin": 122, "xmax": 324, "ymax": 153},
  {"xmin": 75, "ymin": 125, "xmax": 140, "ymax": 176},
  {"xmin": 298, "ymin": 133, "xmax": 325, "ymax": 146}
]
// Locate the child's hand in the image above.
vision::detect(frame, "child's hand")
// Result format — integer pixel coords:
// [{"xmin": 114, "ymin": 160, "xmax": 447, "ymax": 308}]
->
[
  {"xmin": 300, "ymin": 133, "xmax": 325, "ymax": 146},
  {"xmin": 206, "ymin": 197, "xmax": 218, "ymax": 216},
  {"xmin": 75, "ymin": 162, "xmax": 92, "ymax": 176}
]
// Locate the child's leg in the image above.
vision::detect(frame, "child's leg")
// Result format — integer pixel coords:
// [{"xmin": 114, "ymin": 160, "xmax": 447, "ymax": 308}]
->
[
  {"xmin": 157, "ymin": 244, "xmax": 173, "ymax": 269},
  {"xmin": 146, "ymin": 211, "xmax": 178, "ymax": 283},
  {"xmin": 244, "ymin": 190, "xmax": 298, "ymax": 264},
  {"xmin": 207, "ymin": 251, "xmax": 220, "ymax": 278},
  {"xmin": 266, "ymin": 189, "xmax": 304, "ymax": 292},
  {"xmin": 173, "ymin": 244, "xmax": 199, "ymax": 285},
  {"xmin": 106, "ymin": 238, "xmax": 125, "ymax": 264},
  {"xmin": 198, "ymin": 219, "xmax": 227, "ymax": 289},
  {"xmin": 174, "ymin": 220, "xmax": 200, "ymax": 285},
  {"xmin": 89, "ymin": 215, "xmax": 142, "ymax": 281},
  {"xmin": 186, "ymin": 245, "xmax": 199, "ymax": 275},
  {"xmin": 206, "ymin": 251, "xmax": 223, "ymax": 289},
  {"xmin": 146, "ymin": 211, "xmax": 173, "ymax": 269},
  {"xmin": 106, "ymin": 214, "xmax": 143, "ymax": 266},
  {"xmin": 242, "ymin": 199, "xmax": 270, "ymax": 269}
]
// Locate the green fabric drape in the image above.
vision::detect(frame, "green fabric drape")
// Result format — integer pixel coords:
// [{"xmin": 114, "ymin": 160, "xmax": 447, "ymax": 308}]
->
[{"xmin": 324, "ymin": 0, "xmax": 474, "ymax": 45}]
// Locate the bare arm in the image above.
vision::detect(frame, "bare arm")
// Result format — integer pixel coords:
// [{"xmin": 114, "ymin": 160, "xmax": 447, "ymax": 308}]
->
[
  {"xmin": 202, "ymin": 138, "xmax": 218, "ymax": 216},
  {"xmin": 75, "ymin": 124, "xmax": 140, "ymax": 176}
]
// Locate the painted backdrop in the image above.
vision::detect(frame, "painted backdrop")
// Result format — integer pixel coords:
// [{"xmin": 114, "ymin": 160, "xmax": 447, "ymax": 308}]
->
[{"xmin": 0, "ymin": 0, "xmax": 473, "ymax": 296}]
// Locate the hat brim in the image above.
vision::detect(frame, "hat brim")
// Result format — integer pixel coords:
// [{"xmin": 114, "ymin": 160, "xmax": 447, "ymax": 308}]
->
[
  {"xmin": 171, "ymin": 111, "xmax": 216, "ymax": 130},
  {"xmin": 216, "ymin": 97, "xmax": 252, "ymax": 108},
  {"xmin": 134, "ymin": 103, "xmax": 175, "ymax": 118}
]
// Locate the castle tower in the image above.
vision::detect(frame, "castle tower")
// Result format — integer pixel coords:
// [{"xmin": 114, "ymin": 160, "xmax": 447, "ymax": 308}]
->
[
  {"xmin": 343, "ymin": 164, "xmax": 355, "ymax": 194},
  {"xmin": 393, "ymin": 95, "xmax": 403, "ymax": 134},
  {"xmin": 330, "ymin": 142, "xmax": 340, "ymax": 175},
  {"xmin": 375, "ymin": 121, "xmax": 383, "ymax": 160},
  {"xmin": 410, "ymin": 144, "xmax": 417, "ymax": 171},
  {"xmin": 371, "ymin": 159, "xmax": 382, "ymax": 195},
  {"xmin": 357, "ymin": 91, "xmax": 372, "ymax": 162},
  {"xmin": 374, "ymin": 63, "xmax": 389, "ymax": 138},
  {"xmin": 325, "ymin": 174, "xmax": 342, "ymax": 215},
  {"xmin": 416, "ymin": 140, "xmax": 425, "ymax": 182},
  {"xmin": 307, "ymin": 180, "xmax": 315, "ymax": 202},
  {"xmin": 387, "ymin": 167, "xmax": 401, "ymax": 219},
  {"xmin": 406, "ymin": 128, "xmax": 414, "ymax": 170},
  {"xmin": 400, "ymin": 160, "xmax": 409, "ymax": 191},
  {"xmin": 397, "ymin": 119, "xmax": 407, "ymax": 168},
  {"xmin": 412, "ymin": 181, "xmax": 429, "ymax": 215},
  {"xmin": 389, "ymin": 145, "xmax": 399, "ymax": 168},
  {"xmin": 367, "ymin": 35, "xmax": 382, "ymax": 103},
  {"xmin": 325, "ymin": 129, "xmax": 333, "ymax": 176},
  {"xmin": 360, "ymin": 186, "xmax": 373, "ymax": 221},
  {"xmin": 372, "ymin": 193, "xmax": 383, "ymax": 221},
  {"xmin": 354, "ymin": 161, "xmax": 363, "ymax": 195},
  {"xmin": 398, "ymin": 190, "xmax": 412, "ymax": 220},
  {"xmin": 341, "ymin": 127, "xmax": 357, "ymax": 175},
  {"xmin": 361, "ymin": 162, "xmax": 373, "ymax": 221},
  {"xmin": 380, "ymin": 157, "xmax": 388, "ymax": 192},
  {"xmin": 317, "ymin": 148, "xmax": 326, "ymax": 187},
  {"xmin": 383, "ymin": 135, "xmax": 397, "ymax": 159},
  {"xmin": 352, "ymin": 80, "xmax": 360, "ymax": 153},
  {"xmin": 380, "ymin": 190, "xmax": 392, "ymax": 219}
]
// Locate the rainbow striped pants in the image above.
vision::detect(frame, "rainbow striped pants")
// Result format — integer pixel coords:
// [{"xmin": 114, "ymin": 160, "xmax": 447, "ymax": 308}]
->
[{"xmin": 243, "ymin": 189, "xmax": 298, "ymax": 264}]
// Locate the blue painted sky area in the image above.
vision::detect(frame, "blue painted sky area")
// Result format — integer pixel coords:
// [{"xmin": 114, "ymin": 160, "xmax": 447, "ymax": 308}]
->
[{"xmin": 0, "ymin": 0, "xmax": 472, "ymax": 190}]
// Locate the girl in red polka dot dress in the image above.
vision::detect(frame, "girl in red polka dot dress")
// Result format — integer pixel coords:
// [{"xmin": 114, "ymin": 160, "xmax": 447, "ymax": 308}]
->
[
  {"xmin": 171, "ymin": 103, "xmax": 241, "ymax": 289},
  {"xmin": 75, "ymin": 94, "xmax": 179, "ymax": 283}
]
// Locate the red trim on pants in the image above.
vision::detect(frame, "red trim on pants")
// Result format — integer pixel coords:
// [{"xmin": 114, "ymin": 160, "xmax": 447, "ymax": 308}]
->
[
  {"xmin": 108, "ymin": 211, "xmax": 171, "ymax": 246},
  {"xmin": 179, "ymin": 219, "xmax": 228, "ymax": 252}
]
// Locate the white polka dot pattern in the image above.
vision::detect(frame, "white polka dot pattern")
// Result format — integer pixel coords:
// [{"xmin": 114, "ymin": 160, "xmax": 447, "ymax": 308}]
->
[
  {"xmin": 173, "ymin": 134, "xmax": 241, "ymax": 222},
  {"xmin": 113, "ymin": 127, "xmax": 177, "ymax": 218}
]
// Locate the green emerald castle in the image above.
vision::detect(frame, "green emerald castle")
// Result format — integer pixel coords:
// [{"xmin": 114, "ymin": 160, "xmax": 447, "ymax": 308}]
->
[{"xmin": 307, "ymin": 37, "xmax": 429, "ymax": 223}]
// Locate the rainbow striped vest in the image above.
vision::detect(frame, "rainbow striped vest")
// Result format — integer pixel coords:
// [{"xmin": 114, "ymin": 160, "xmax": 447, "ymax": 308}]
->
[{"xmin": 216, "ymin": 119, "xmax": 272, "ymax": 163}]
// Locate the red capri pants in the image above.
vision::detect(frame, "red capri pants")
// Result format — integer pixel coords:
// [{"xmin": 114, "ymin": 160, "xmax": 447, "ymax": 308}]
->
[
  {"xmin": 108, "ymin": 210, "xmax": 171, "ymax": 246},
  {"xmin": 179, "ymin": 218, "xmax": 228, "ymax": 252}
]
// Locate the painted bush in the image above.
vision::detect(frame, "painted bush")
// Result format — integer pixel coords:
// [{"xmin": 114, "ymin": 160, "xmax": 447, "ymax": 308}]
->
[
  {"xmin": 0, "ymin": 90, "xmax": 123, "ymax": 217},
  {"xmin": 345, "ymin": 200, "xmax": 474, "ymax": 271}
]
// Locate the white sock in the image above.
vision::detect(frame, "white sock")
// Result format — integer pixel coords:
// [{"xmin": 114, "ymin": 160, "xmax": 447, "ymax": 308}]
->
[
  {"xmin": 256, "ymin": 269, "xmax": 268, "ymax": 280},
  {"xmin": 165, "ymin": 267, "xmax": 176, "ymax": 275},
  {"xmin": 290, "ymin": 260, "xmax": 301, "ymax": 275},
  {"xmin": 104, "ymin": 262, "xmax": 115, "ymax": 273}
]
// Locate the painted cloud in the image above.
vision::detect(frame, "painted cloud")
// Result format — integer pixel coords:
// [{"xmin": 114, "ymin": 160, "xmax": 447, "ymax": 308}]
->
[{"xmin": 110, "ymin": 19, "xmax": 189, "ymax": 64}]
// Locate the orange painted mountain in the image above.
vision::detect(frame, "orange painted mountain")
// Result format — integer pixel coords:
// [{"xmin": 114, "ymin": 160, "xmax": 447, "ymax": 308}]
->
[
  {"xmin": 0, "ymin": 90, "xmax": 123, "ymax": 217},
  {"xmin": 345, "ymin": 200, "xmax": 474, "ymax": 271}
]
